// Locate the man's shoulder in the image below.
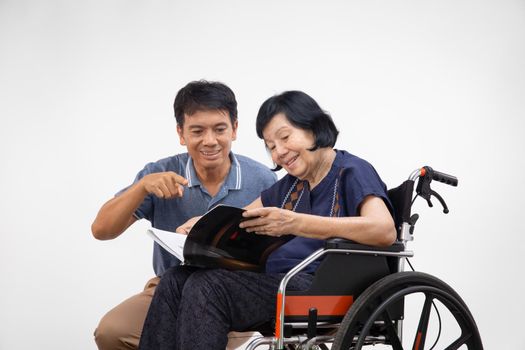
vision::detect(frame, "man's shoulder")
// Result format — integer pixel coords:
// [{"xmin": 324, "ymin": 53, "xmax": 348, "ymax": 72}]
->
[
  {"xmin": 235, "ymin": 154, "xmax": 274, "ymax": 175},
  {"xmin": 233, "ymin": 153, "xmax": 277, "ymax": 187}
]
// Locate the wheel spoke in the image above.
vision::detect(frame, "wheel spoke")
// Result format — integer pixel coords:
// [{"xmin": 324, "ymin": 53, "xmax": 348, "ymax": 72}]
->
[
  {"xmin": 412, "ymin": 294, "xmax": 433, "ymax": 350},
  {"xmin": 381, "ymin": 310, "xmax": 404, "ymax": 350},
  {"xmin": 443, "ymin": 331, "xmax": 473, "ymax": 350}
]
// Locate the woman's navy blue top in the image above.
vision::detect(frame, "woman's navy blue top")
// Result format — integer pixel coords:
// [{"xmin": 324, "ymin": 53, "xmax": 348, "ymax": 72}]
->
[{"xmin": 261, "ymin": 150, "xmax": 392, "ymax": 274}]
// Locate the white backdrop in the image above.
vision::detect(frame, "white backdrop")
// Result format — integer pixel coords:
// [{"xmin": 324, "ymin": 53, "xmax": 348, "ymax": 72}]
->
[{"xmin": 1, "ymin": 1, "xmax": 524, "ymax": 349}]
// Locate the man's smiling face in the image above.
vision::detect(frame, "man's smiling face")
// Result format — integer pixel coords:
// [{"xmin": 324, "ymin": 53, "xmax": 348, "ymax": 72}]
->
[{"xmin": 177, "ymin": 109, "xmax": 237, "ymax": 171}]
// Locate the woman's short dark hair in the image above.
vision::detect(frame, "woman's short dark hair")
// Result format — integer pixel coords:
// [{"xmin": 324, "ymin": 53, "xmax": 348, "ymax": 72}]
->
[
  {"xmin": 173, "ymin": 80, "xmax": 238, "ymax": 127},
  {"xmin": 256, "ymin": 90, "xmax": 339, "ymax": 150}
]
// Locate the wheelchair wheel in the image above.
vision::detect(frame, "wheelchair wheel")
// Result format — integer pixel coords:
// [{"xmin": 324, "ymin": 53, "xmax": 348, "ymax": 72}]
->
[{"xmin": 332, "ymin": 271, "xmax": 483, "ymax": 350}]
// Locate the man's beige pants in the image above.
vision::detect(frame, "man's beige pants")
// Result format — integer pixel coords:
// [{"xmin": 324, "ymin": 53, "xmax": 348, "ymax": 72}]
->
[{"xmin": 94, "ymin": 276, "xmax": 254, "ymax": 350}]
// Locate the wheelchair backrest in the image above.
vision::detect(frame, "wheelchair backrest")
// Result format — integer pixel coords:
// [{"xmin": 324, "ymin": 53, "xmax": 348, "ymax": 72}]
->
[
  {"xmin": 282, "ymin": 180, "xmax": 414, "ymax": 322},
  {"xmin": 387, "ymin": 179, "xmax": 414, "ymax": 238}
]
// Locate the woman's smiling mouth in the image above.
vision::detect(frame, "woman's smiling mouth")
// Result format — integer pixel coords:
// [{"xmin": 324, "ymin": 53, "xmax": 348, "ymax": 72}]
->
[{"xmin": 284, "ymin": 155, "xmax": 298, "ymax": 168}]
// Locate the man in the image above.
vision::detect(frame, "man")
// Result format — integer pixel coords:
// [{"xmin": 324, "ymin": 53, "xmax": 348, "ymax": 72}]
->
[{"xmin": 92, "ymin": 80, "xmax": 276, "ymax": 350}]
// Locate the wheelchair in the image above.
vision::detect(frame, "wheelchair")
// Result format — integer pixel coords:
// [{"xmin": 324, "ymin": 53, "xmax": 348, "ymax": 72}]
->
[{"xmin": 245, "ymin": 166, "xmax": 483, "ymax": 350}]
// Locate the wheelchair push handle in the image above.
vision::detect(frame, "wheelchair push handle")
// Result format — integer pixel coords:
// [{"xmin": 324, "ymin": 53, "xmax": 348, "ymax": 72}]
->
[
  {"xmin": 411, "ymin": 166, "xmax": 458, "ymax": 214},
  {"xmin": 423, "ymin": 166, "xmax": 458, "ymax": 187}
]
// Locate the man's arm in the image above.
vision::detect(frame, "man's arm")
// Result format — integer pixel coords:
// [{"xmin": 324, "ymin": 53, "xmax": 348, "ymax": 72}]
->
[{"xmin": 91, "ymin": 171, "xmax": 188, "ymax": 240}]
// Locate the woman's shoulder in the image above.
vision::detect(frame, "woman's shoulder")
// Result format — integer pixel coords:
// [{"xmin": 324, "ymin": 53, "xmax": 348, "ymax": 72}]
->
[
  {"xmin": 334, "ymin": 150, "xmax": 375, "ymax": 171},
  {"xmin": 333, "ymin": 150, "xmax": 386, "ymax": 187}
]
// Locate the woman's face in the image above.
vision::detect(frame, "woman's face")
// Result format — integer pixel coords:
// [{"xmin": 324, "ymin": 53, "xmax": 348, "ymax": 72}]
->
[{"xmin": 262, "ymin": 113, "xmax": 320, "ymax": 181}]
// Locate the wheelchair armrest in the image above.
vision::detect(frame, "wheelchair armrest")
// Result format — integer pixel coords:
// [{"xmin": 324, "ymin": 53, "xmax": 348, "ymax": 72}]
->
[{"xmin": 324, "ymin": 238, "xmax": 405, "ymax": 252}]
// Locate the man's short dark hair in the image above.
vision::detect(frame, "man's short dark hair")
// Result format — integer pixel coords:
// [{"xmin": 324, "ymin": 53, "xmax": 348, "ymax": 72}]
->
[
  {"xmin": 173, "ymin": 80, "xmax": 238, "ymax": 126},
  {"xmin": 256, "ymin": 90, "xmax": 339, "ymax": 150}
]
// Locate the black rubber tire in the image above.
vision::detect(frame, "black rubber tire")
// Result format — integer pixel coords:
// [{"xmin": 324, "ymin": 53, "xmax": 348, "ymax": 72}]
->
[{"xmin": 332, "ymin": 271, "xmax": 483, "ymax": 350}]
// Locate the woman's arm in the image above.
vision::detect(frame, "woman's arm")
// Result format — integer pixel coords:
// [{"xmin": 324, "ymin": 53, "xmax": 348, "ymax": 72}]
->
[
  {"xmin": 244, "ymin": 197, "xmax": 264, "ymax": 210},
  {"xmin": 240, "ymin": 195, "xmax": 396, "ymax": 247}
]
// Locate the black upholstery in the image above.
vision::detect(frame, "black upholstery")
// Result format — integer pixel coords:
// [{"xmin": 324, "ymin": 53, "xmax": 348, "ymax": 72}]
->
[{"xmin": 387, "ymin": 180, "xmax": 415, "ymax": 236}]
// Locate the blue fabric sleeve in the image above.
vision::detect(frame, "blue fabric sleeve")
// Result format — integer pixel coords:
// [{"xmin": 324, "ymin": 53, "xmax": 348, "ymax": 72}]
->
[
  {"xmin": 114, "ymin": 161, "xmax": 165, "ymax": 221},
  {"xmin": 339, "ymin": 158, "xmax": 392, "ymax": 217}
]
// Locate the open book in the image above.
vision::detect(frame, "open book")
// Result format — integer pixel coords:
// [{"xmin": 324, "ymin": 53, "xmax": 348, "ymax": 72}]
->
[
  {"xmin": 146, "ymin": 228, "xmax": 186, "ymax": 262},
  {"xmin": 147, "ymin": 205, "xmax": 293, "ymax": 272}
]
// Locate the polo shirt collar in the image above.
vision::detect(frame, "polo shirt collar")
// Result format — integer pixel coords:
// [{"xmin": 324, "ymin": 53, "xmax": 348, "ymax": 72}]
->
[{"xmin": 185, "ymin": 152, "xmax": 242, "ymax": 190}]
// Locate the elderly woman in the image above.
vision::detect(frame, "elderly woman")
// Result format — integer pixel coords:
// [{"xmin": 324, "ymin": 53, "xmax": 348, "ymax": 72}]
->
[{"xmin": 138, "ymin": 91, "xmax": 396, "ymax": 350}]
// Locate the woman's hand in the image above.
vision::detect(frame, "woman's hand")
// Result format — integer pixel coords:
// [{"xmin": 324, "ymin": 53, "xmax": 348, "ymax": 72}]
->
[
  {"xmin": 240, "ymin": 207, "xmax": 298, "ymax": 237},
  {"xmin": 176, "ymin": 216, "xmax": 201, "ymax": 235}
]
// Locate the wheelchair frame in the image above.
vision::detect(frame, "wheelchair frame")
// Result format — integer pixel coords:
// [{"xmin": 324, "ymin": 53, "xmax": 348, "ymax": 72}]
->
[{"xmin": 245, "ymin": 167, "xmax": 483, "ymax": 350}]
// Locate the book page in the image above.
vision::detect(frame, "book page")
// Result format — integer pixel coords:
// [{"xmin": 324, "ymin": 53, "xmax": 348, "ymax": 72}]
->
[{"xmin": 146, "ymin": 228, "xmax": 187, "ymax": 262}]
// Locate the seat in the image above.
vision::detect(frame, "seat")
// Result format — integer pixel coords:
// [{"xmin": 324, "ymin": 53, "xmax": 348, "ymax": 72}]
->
[{"xmin": 245, "ymin": 166, "xmax": 483, "ymax": 350}]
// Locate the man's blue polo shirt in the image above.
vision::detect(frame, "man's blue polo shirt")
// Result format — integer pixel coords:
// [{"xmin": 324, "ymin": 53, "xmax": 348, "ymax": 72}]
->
[{"xmin": 118, "ymin": 152, "xmax": 276, "ymax": 276}]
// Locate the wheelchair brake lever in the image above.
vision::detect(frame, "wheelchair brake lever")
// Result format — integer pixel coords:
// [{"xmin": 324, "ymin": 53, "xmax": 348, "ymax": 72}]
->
[
  {"xmin": 409, "ymin": 214, "xmax": 419, "ymax": 226},
  {"xmin": 431, "ymin": 190, "xmax": 449, "ymax": 214},
  {"xmin": 409, "ymin": 214, "xmax": 419, "ymax": 235}
]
